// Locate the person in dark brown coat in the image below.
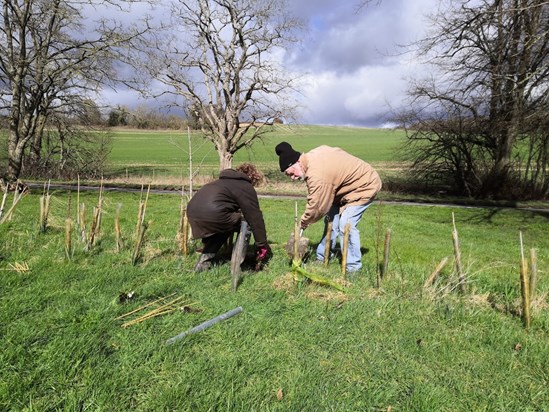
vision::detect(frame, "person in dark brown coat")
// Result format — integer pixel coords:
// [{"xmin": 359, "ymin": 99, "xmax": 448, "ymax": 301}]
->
[{"xmin": 187, "ymin": 163, "xmax": 270, "ymax": 272}]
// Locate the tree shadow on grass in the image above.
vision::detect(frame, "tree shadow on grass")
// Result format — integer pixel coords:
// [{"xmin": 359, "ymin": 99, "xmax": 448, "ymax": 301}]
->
[{"xmin": 463, "ymin": 207, "xmax": 549, "ymax": 224}]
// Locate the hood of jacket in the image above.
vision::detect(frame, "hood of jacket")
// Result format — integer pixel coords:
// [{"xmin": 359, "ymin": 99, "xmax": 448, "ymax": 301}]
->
[{"xmin": 219, "ymin": 169, "xmax": 251, "ymax": 182}]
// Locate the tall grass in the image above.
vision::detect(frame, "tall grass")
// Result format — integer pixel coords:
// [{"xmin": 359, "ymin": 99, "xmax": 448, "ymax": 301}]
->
[{"xmin": 1, "ymin": 190, "xmax": 548, "ymax": 411}]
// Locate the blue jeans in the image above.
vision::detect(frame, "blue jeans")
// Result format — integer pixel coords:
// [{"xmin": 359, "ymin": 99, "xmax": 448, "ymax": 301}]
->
[{"xmin": 316, "ymin": 202, "xmax": 372, "ymax": 272}]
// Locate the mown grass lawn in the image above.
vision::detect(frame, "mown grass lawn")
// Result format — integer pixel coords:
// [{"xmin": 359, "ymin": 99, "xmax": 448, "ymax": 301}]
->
[{"xmin": 1, "ymin": 189, "xmax": 548, "ymax": 411}]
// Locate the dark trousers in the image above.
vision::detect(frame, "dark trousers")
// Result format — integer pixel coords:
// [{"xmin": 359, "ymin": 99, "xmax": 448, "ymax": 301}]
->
[{"xmin": 202, "ymin": 231, "xmax": 234, "ymax": 255}]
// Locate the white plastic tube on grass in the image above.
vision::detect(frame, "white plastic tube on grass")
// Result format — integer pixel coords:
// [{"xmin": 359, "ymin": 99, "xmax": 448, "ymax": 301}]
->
[{"xmin": 165, "ymin": 306, "xmax": 244, "ymax": 346}]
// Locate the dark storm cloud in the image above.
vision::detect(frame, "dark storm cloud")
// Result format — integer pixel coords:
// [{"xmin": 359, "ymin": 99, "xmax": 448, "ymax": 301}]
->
[{"xmin": 283, "ymin": 0, "xmax": 437, "ymax": 126}]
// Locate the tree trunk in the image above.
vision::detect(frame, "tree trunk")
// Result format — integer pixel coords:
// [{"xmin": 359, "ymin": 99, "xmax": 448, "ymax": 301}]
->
[
  {"xmin": 218, "ymin": 149, "xmax": 233, "ymax": 170},
  {"xmin": 6, "ymin": 132, "xmax": 27, "ymax": 182}
]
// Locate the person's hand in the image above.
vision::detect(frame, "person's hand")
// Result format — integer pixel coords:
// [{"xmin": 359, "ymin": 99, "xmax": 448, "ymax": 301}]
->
[{"xmin": 255, "ymin": 244, "xmax": 272, "ymax": 270}]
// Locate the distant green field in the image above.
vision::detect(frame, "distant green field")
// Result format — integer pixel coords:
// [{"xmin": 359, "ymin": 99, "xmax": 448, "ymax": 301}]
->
[
  {"xmin": 0, "ymin": 126, "xmax": 405, "ymax": 180},
  {"xmin": 107, "ymin": 126, "xmax": 406, "ymax": 178}
]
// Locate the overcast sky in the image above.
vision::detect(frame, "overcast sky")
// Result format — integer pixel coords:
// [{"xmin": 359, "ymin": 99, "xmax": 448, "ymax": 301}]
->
[
  {"xmin": 284, "ymin": 0, "xmax": 439, "ymax": 127},
  {"xmin": 101, "ymin": 0, "xmax": 439, "ymax": 127}
]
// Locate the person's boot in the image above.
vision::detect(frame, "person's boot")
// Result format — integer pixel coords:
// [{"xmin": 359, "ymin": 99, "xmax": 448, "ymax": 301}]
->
[{"xmin": 194, "ymin": 253, "xmax": 216, "ymax": 272}]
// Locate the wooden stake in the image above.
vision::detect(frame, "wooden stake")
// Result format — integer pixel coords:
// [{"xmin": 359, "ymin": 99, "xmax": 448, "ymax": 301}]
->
[
  {"xmin": 95, "ymin": 179, "xmax": 104, "ymax": 241},
  {"xmin": 341, "ymin": 223, "xmax": 351, "ymax": 276},
  {"xmin": 178, "ymin": 196, "xmax": 188, "ymax": 256},
  {"xmin": 529, "ymin": 248, "xmax": 537, "ymax": 302},
  {"xmin": 452, "ymin": 213, "xmax": 465, "ymax": 293},
  {"xmin": 381, "ymin": 227, "xmax": 392, "ymax": 278},
  {"xmin": 115, "ymin": 203, "xmax": 122, "ymax": 252},
  {"xmin": 519, "ymin": 232, "xmax": 531, "ymax": 329},
  {"xmin": 79, "ymin": 203, "xmax": 87, "ymax": 243},
  {"xmin": 183, "ymin": 209, "xmax": 189, "ymax": 256},
  {"xmin": 423, "ymin": 256, "xmax": 449, "ymax": 288},
  {"xmin": 132, "ymin": 220, "xmax": 150, "ymax": 265},
  {"xmin": 323, "ymin": 220, "xmax": 333, "ymax": 267},
  {"xmin": 64, "ymin": 218, "xmax": 73, "ymax": 260}
]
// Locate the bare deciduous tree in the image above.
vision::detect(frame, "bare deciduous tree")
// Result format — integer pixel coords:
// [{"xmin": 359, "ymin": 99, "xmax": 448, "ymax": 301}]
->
[
  {"xmin": 0, "ymin": 0, "xmax": 151, "ymax": 181},
  {"xmin": 142, "ymin": 0, "xmax": 303, "ymax": 170},
  {"xmin": 397, "ymin": 0, "xmax": 549, "ymax": 198}
]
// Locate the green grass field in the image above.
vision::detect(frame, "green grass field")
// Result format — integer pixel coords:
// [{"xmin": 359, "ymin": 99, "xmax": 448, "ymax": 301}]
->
[
  {"xmin": 106, "ymin": 126, "xmax": 405, "ymax": 179},
  {"xmin": 1, "ymin": 190, "xmax": 548, "ymax": 411}
]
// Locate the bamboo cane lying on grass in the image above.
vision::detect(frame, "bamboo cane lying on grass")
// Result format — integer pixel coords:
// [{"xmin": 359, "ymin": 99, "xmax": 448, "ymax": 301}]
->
[
  {"xmin": 117, "ymin": 295, "xmax": 198, "ymax": 328},
  {"xmin": 6, "ymin": 262, "xmax": 30, "ymax": 273}
]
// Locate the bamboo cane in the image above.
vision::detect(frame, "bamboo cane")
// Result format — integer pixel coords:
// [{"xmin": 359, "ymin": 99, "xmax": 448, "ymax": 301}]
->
[
  {"xmin": 341, "ymin": 223, "xmax": 351, "ymax": 276},
  {"xmin": 0, "ymin": 187, "xmax": 26, "ymax": 224},
  {"xmin": 323, "ymin": 220, "xmax": 333, "ymax": 267},
  {"xmin": 293, "ymin": 201, "xmax": 300, "ymax": 266},
  {"xmin": 76, "ymin": 174, "xmax": 81, "ymax": 228},
  {"xmin": 122, "ymin": 308, "xmax": 176, "ymax": 328},
  {"xmin": 115, "ymin": 292, "xmax": 177, "ymax": 320},
  {"xmin": 519, "ymin": 232, "xmax": 531, "ymax": 329},
  {"xmin": 529, "ymin": 248, "xmax": 538, "ymax": 302},
  {"xmin": 122, "ymin": 299, "xmax": 197, "ymax": 328},
  {"xmin": 121, "ymin": 296, "xmax": 189, "ymax": 328},
  {"xmin": 0, "ymin": 182, "xmax": 8, "ymax": 221},
  {"xmin": 8, "ymin": 262, "xmax": 30, "ymax": 273},
  {"xmin": 452, "ymin": 213, "xmax": 465, "ymax": 293},
  {"xmin": 423, "ymin": 256, "xmax": 449, "ymax": 288},
  {"xmin": 381, "ymin": 227, "xmax": 392, "ymax": 278}
]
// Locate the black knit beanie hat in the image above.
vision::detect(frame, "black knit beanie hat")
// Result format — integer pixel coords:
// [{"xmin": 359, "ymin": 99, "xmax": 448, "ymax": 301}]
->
[{"xmin": 275, "ymin": 142, "xmax": 301, "ymax": 172}]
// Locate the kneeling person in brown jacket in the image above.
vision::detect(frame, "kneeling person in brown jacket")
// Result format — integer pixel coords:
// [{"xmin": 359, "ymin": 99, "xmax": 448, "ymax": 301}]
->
[{"xmin": 187, "ymin": 163, "xmax": 270, "ymax": 272}]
